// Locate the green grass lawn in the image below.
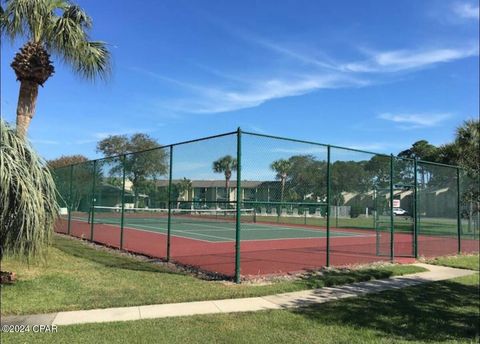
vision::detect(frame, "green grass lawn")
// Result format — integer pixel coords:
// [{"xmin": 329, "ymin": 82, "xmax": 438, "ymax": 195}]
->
[
  {"xmin": 0, "ymin": 235, "xmax": 425, "ymax": 316},
  {"xmin": 427, "ymin": 254, "xmax": 480, "ymax": 271},
  {"xmin": 3, "ymin": 271, "xmax": 478, "ymax": 343}
]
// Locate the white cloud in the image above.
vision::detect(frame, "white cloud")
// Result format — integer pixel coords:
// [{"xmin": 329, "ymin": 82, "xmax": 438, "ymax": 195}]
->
[
  {"xmin": 131, "ymin": 26, "xmax": 478, "ymax": 114},
  {"xmin": 377, "ymin": 112, "xmax": 451, "ymax": 129},
  {"xmin": 453, "ymin": 2, "xmax": 479, "ymax": 20},
  {"xmin": 343, "ymin": 45, "xmax": 478, "ymax": 73},
  {"xmin": 150, "ymin": 43, "xmax": 477, "ymax": 112},
  {"xmin": 153, "ymin": 74, "xmax": 366, "ymax": 114},
  {"xmin": 236, "ymin": 28, "xmax": 478, "ymax": 74},
  {"xmin": 247, "ymin": 37, "xmax": 339, "ymax": 70},
  {"xmin": 190, "ymin": 62, "xmax": 253, "ymax": 84}
]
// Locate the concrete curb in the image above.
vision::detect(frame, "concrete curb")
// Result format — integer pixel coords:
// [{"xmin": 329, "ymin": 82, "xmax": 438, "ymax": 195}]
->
[{"xmin": 1, "ymin": 264, "xmax": 476, "ymax": 327}]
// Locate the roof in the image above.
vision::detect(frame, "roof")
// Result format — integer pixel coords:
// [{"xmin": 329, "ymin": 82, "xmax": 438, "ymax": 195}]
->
[{"xmin": 155, "ymin": 180, "xmax": 279, "ymax": 188}]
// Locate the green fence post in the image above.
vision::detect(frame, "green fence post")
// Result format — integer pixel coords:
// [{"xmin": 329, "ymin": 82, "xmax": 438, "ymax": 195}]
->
[
  {"xmin": 390, "ymin": 155, "xmax": 394, "ymax": 262},
  {"xmin": 120, "ymin": 155, "xmax": 127, "ymax": 250},
  {"xmin": 335, "ymin": 200, "xmax": 339, "ymax": 229},
  {"xmin": 413, "ymin": 159, "xmax": 418, "ymax": 258},
  {"xmin": 167, "ymin": 145, "xmax": 173, "ymax": 261},
  {"xmin": 374, "ymin": 188, "xmax": 378, "ymax": 255},
  {"xmin": 326, "ymin": 145, "xmax": 331, "ymax": 267},
  {"xmin": 235, "ymin": 128, "xmax": 242, "ymax": 283},
  {"xmin": 457, "ymin": 167, "xmax": 461, "ymax": 254},
  {"xmin": 90, "ymin": 160, "xmax": 97, "ymax": 241},
  {"xmin": 67, "ymin": 164, "xmax": 74, "ymax": 235}
]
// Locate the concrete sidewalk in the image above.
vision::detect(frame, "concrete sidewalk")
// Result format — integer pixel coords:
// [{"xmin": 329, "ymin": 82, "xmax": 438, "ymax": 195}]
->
[{"xmin": 1, "ymin": 264, "xmax": 476, "ymax": 327}]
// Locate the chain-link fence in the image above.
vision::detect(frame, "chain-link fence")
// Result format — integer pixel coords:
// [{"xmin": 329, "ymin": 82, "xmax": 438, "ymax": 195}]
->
[
  {"xmin": 330, "ymin": 148, "xmax": 391, "ymax": 266},
  {"xmin": 460, "ymin": 170, "xmax": 480, "ymax": 253},
  {"xmin": 52, "ymin": 165, "xmax": 71, "ymax": 234},
  {"xmin": 69, "ymin": 161, "xmax": 95, "ymax": 239},
  {"xmin": 417, "ymin": 161, "xmax": 458, "ymax": 257},
  {"xmin": 241, "ymin": 133, "xmax": 328, "ymax": 276},
  {"xmin": 51, "ymin": 129, "xmax": 479, "ymax": 282}
]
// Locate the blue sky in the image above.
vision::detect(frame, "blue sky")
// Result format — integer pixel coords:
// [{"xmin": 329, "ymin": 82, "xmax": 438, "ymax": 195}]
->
[{"xmin": 1, "ymin": 0, "xmax": 479, "ymax": 162}]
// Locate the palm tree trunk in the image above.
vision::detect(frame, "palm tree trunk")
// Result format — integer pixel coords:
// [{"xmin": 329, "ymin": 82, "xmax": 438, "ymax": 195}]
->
[
  {"xmin": 16, "ymin": 80, "xmax": 39, "ymax": 138},
  {"xmin": 281, "ymin": 178, "xmax": 285, "ymax": 202},
  {"xmin": 225, "ymin": 178, "xmax": 230, "ymax": 203}
]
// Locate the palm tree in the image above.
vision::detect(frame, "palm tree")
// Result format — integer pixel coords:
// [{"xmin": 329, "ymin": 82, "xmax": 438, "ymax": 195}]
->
[
  {"xmin": 455, "ymin": 119, "xmax": 479, "ymax": 174},
  {"xmin": 212, "ymin": 155, "xmax": 237, "ymax": 202},
  {"xmin": 455, "ymin": 119, "xmax": 479, "ymax": 232},
  {"xmin": 270, "ymin": 159, "xmax": 291, "ymax": 202},
  {"xmin": 1, "ymin": 0, "xmax": 110, "ymax": 137},
  {"xmin": 175, "ymin": 178, "xmax": 192, "ymax": 208}
]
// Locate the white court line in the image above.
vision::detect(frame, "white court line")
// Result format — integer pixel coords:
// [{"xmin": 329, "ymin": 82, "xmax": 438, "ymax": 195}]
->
[
  {"xmin": 71, "ymin": 217, "xmax": 375, "ymax": 243},
  {"xmin": 78, "ymin": 215, "xmax": 366, "ymax": 237},
  {"xmin": 115, "ymin": 221, "xmax": 233, "ymax": 242},
  {"xmin": 179, "ymin": 221, "xmax": 370, "ymax": 238},
  {"xmin": 74, "ymin": 217, "xmax": 375, "ymax": 240},
  {"xmin": 71, "ymin": 217, "xmax": 220, "ymax": 243},
  {"xmin": 128, "ymin": 222, "xmax": 373, "ymax": 243},
  {"xmin": 99, "ymin": 219, "xmax": 233, "ymax": 242},
  {"xmin": 116, "ymin": 220, "xmax": 234, "ymax": 241}
]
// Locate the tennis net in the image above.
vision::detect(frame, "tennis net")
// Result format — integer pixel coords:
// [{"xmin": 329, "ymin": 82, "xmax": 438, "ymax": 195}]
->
[{"xmin": 89, "ymin": 206, "xmax": 256, "ymax": 226}]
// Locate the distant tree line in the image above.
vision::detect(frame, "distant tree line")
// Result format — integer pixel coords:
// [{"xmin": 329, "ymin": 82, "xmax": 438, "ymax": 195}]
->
[
  {"xmin": 48, "ymin": 119, "xmax": 478, "ymax": 212},
  {"xmin": 269, "ymin": 119, "xmax": 478, "ymax": 206}
]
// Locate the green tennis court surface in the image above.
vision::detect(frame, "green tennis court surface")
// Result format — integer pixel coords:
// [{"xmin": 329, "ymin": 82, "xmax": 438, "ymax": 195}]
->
[{"xmin": 74, "ymin": 207, "xmax": 373, "ymax": 243}]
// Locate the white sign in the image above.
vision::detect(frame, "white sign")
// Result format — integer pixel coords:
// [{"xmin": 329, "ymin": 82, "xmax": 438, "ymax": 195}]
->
[{"xmin": 393, "ymin": 199, "xmax": 400, "ymax": 208}]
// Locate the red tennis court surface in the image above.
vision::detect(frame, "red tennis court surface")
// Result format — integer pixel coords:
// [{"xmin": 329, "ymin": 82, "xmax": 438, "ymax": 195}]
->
[{"xmin": 54, "ymin": 219, "xmax": 479, "ymax": 278}]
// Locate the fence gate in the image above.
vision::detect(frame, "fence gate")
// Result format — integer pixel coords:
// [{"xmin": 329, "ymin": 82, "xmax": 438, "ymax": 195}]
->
[{"xmin": 374, "ymin": 188, "xmax": 392, "ymax": 257}]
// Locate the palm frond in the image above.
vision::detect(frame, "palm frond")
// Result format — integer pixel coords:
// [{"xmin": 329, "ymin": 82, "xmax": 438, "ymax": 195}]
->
[
  {"xmin": 62, "ymin": 4, "xmax": 92, "ymax": 29},
  {"xmin": 0, "ymin": 5, "xmax": 5, "ymax": 35},
  {"xmin": 48, "ymin": 13, "xmax": 111, "ymax": 80},
  {"xmin": 3, "ymin": 0, "xmax": 58, "ymax": 42},
  {"xmin": 0, "ymin": 119, "xmax": 58, "ymax": 261},
  {"xmin": 3, "ymin": 0, "xmax": 111, "ymax": 81},
  {"xmin": 73, "ymin": 40, "xmax": 111, "ymax": 80}
]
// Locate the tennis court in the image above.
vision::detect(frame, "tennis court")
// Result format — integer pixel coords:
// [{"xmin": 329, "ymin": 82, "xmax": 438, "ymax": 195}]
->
[
  {"xmin": 61, "ymin": 206, "xmax": 388, "ymax": 277},
  {"xmin": 84, "ymin": 206, "xmax": 371, "ymax": 243},
  {"xmin": 62, "ymin": 214, "xmax": 386, "ymax": 278},
  {"xmin": 52, "ymin": 129, "xmax": 479, "ymax": 281}
]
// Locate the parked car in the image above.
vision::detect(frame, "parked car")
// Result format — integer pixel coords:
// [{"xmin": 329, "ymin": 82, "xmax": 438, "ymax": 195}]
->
[{"xmin": 393, "ymin": 207, "xmax": 408, "ymax": 216}]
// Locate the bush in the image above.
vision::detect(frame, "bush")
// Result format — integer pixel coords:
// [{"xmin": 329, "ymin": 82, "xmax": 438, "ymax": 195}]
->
[{"xmin": 0, "ymin": 120, "xmax": 57, "ymax": 262}]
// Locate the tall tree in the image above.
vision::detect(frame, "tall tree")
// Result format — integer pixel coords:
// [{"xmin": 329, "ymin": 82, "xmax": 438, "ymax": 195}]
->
[
  {"xmin": 286, "ymin": 155, "xmax": 327, "ymax": 201},
  {"xmin": 270, "ymin": 159, "xmax": 291, "ymax": 202},
  {"xmin": 97, "ymin": 134, "xmax": 168, "ymax": 207},
  {"xmin": 398, "ymin": 140, "xmax": 438, "ymax": 160},
  {"xmin": 364, "ymin": 155, "xmax": 391, "ymax": 189},
  {"xmin": 47, "ymin": 154, "xmax": 88, "ymax": 169},
  {"xmin": 212, "ymin": 155, "xmax": 237, "ymax": 202},
  {"xmin": 398, "ymin": 140, "xmax": 438, "ymax": 187},
  {"xmin": 1, "ymin": 0, "xmax": 110, "ymax": 137}
]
